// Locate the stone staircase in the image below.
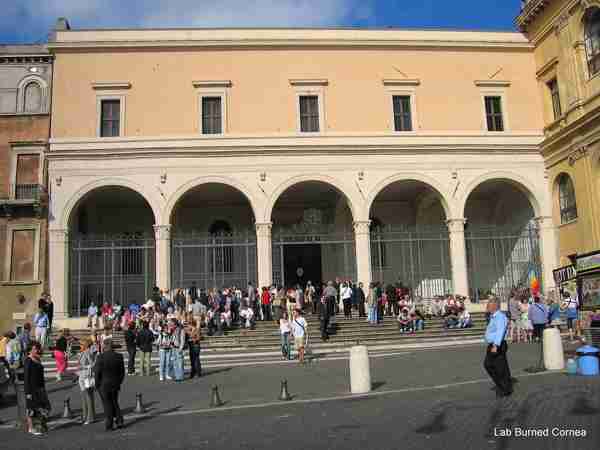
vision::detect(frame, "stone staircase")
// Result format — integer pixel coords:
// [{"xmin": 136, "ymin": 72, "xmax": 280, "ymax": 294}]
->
[{"xmin": 42, "ymin": 312, "xmax": 487, "ymax": 375}]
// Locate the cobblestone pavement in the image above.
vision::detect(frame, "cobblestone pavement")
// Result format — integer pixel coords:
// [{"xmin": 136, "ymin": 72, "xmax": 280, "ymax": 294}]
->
[{"xmin": 1, "ymin": 343, "xmax": 598, "ymax": 450}]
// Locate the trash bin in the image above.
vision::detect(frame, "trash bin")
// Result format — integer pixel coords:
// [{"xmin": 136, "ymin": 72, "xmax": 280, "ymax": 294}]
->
[
  {"xmin": 14, "ymin": 369, "xmax": 28, "ymax": 431},
  {"xmin": 576, "ymin": 345, "xmax": 600, "ymax": 376}
]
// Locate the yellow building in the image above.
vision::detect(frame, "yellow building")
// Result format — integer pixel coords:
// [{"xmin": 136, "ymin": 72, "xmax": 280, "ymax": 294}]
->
[{"xmin": 517, "ymin": 0, "xmax": 600, "ymax": 266}]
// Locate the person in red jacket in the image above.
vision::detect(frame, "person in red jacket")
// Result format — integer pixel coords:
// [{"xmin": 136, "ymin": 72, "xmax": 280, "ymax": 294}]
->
[{"xmin": 261, "ymin": 287, "xmax": 272, "ymax": 321}]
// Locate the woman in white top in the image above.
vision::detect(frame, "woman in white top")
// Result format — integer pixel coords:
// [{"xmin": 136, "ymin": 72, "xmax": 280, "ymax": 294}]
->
[
  {"xmin": 279, "ymin": 311, "xmax": 292, "ymax": 360},
  {"xmin": 341, "ymin": 283, "xmax": 353, "ymax": 318}
]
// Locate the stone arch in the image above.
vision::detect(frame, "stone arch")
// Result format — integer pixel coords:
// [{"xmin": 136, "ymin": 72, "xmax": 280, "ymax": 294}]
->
[
  {"xmin": 458, "ymin": 171, "xmax": 542, "ymax": 219},
  {"xmin": 164, "ymin": 175, "xmax": 259, "ymax": 225},
  {"xmin": 60, "ymin": 177, "xmax": 161, "ymax": 230},
  {"xmin": 365, "ymin": 172, "xmax": 453, "ymax": 220},
  {"xmin": 265, "ymin": 174, "xmax": 358, "ymax": 222},
  {"xmin": 17, "ymin": 75, "xmax": 47, "ymax": 113}
]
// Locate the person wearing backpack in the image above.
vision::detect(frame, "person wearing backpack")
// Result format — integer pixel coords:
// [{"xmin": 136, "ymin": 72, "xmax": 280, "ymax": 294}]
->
[
  {"xmin": 291, "ymin": 309, "xmax": 308, "ymax": 364},
  {"xmin": 136, "ymin": 321, "xmax": 155, "ymax": 376}
]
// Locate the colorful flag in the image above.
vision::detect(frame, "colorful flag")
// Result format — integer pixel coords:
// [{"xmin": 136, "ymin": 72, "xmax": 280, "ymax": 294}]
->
[{"xmin": 529, "ymin": 269, "xmax": 540, "ymax": 294}]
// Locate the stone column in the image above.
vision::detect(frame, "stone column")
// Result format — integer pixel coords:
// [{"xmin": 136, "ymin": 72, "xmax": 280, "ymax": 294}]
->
[
  {"xmin": 446, "ymin": 218, "xmax": 470, "ymax": 302},
  {"xmin": 154, "ymin": 225, "xmax": 171, "ymax": 293},
  {"xmin": 354, "ymin": 220, "xmax": 372, "ymax": 287},
  {"xmin": 256, "ymin": 222, "xmax": 273, "ymax": 288},
  {"xmin": 535, "ymin": 216, "xmax": 558, "ymax": 294},
  {"xmin": 48, "ymin": 229, "xmax": 69, "ymax": 319}
]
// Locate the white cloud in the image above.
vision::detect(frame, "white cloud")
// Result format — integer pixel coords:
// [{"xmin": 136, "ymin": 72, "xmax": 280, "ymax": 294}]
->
[{"xmin": 8, "ymin": 0, "xmax": 374, "ymax": 31}]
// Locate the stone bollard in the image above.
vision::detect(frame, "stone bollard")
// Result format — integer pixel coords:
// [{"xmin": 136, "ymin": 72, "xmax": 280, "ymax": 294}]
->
[
  {"xmin": 543, "ymin": 327, "xmax": 565, "ymax": 370},
  {"xmin": 349, "ymin": 345, "xmax": 371, "ymax": 394}
]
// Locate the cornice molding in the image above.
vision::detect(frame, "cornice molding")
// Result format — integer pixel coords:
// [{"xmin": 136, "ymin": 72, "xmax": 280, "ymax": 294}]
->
[
  {"xmin": 474, "ymin": 80, "xmax": 511, "ymax": 87},
  {"xmin": 47, "ymin": 133, "xmax": 543, "ymax": 159},
  {"xmin": 91, "ymin": 81, "xmax": 131, "ymax": 90},
  {"xmin": 192, "ymin": 80, "xmax": 232, "ymax": 88},
  {"xmin": 536, "ymin": 56, "xmax": 559, "ymax": 79},
  {"xmin": 382, "ymin": 79, "xmax": 421, "ymax": 86},
  {"xmin": 289, "ymin": 79, "xmax": 328, "ymax": 86},
  {"xmin": 47, "ymin": 28, "xmax": 533, "ymax": 51}
]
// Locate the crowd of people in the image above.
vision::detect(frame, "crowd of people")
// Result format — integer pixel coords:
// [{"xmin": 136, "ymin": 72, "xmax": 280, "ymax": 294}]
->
[{"xmin": 504, "ymin": 288, "xmax": 591, "ymax": 344}]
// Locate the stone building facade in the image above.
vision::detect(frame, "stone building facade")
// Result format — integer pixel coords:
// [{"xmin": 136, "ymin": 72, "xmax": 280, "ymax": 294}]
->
[
  {"xmin": 46, "ymin": 25, "xmax": 558, "ymax": 325},
  {"xmin": 0, "ymin": 45, "xmax": 52, "ymax": 332},
  {"xmin": 517, "ymin": 0, "xmax": 600, "ymax": 265}
]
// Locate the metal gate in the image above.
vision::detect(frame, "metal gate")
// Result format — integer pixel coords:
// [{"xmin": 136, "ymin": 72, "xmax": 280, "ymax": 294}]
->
[
  {"xmin": 69, "ymin": 233, "xmax": 156, "ymax": 317},
  {"xmin": 171, "ymin": 231, "xmax": 257, "ymax": 291},
  {"xmin": 272, "ymin": 224, "xmax": 356, "ymax": 287},
  {"xmin": 466, "ymin": 223, "xmax": 541, "ymax": 302},
  {"xmin": 370, "ymin": 225, "xmax": 452, "ymax": 299}
]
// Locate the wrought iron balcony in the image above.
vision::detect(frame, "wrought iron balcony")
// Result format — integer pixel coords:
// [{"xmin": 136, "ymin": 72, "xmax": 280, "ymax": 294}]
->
[
  {"xmin": 0, "ymin": 184, "xmax": 47, "ymax": 218},
  {"xmin": 10, "ymin": 183, "xmax": 46, "ymax": 201}
]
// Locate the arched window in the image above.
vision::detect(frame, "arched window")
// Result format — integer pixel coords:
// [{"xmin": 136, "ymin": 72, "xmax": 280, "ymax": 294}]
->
[
  {"xmin": 209, "ymin": 220, "xmax": 233, "ymax": 273},
  {"xmin": 23, "ymin": 82, "xmax": 42, "ymax": 113},
  {"xmin": 584, "ymin": 8, "xmax": 600, "ymax": 77},
  {"xmin": 370, "ymin": 217, "xmax": 387, "ymax": 269},
  {"xmin": 558, "ymin": 174, "xmax": 578, "ymax": 224}
]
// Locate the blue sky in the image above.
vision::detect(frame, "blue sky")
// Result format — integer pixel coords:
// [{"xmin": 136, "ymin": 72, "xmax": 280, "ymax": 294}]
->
[{"xmin": 1, "ymin": 0, "xmax": 524, "ymax": 44}]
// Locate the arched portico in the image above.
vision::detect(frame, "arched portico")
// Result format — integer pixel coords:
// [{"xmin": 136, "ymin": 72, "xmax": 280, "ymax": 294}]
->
[
  {"xmin": 367, "ymin": 177, "xmax": 455, "ymax": 299},
  {"xmin": 56, "ymin": 184, "xmax": 160, "ymax": 317},
  {"xmin": 269, "ymin": 179, "xmax": 356, "ymax": 287},
  {"xmin": 460, "ymin": 173, "xmax": 554, "ymax": 300},
  {"xmin": 168, "ymin": 182, "xmax": 258, "ymax": 292}
]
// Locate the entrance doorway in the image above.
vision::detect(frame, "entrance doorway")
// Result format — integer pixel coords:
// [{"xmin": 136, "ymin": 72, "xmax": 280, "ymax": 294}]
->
[
  {"xmin": 283, "ymin": 244, "xmax": 323, "ymax": 288},
  {"xmin": 270, "ymin": 181, "xmax": 356, "ymax": 287}
]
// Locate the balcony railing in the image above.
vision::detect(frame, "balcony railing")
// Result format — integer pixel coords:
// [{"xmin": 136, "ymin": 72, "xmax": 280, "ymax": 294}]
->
[{"xmin": 9, "ymin": 183, "xmax": 46, "ymax": 201}]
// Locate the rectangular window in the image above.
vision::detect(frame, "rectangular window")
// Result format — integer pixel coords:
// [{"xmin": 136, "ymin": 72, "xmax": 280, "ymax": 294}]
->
[
  {"xmin": 15, "ymin": 154, "xmax": 40, "ymax": 199},
  {"xmin": 547, "ymin": 78, "xmax": 562, "ymax": 120},
  {"xmin": 299, "ymin": 95, "xmax": 320, "ymax": 132},
  {"xmin": 392, "ymin": 95, "xmax": 413, "ymax": 132},
  {"xmin": 484, "ymin": 96, "xmax": 504, "ymax": 132},
  {"xmin": 202, "ymin": 96, "xmax": 222, "ymax": 134},
  {"xmin": 10, "ymin": 229, "xmax": 35, "ymax": 281},
  {"xmin": 100, "ymin": 99, "xmax": 120, "ymax": 137}
]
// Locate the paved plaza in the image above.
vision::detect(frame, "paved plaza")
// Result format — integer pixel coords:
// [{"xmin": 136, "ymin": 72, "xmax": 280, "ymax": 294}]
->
[{"xmin": 1, "ymin": 344, "xmax": 598, "ymax": 450}]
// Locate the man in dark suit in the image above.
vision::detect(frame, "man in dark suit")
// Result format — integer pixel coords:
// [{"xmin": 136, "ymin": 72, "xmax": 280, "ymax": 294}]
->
[{"xmin": 94, "ymin": 338, "xmax": 125, "ymax": 431}]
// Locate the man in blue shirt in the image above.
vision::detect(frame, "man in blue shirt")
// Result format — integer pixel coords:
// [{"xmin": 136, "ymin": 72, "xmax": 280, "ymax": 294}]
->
[
  {"xmin": 484, "ymin": 298, "xmax": 513, "ymax": 398},
  {"xmin": 528, "ymin": 296, "xmax": 548, "ymax": 343}
]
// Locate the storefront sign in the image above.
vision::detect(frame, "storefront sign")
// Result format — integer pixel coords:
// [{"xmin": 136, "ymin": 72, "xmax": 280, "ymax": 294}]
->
[
  {"xmin": 576, "ymin": 251, "xmax": 600, "ymax": 275},
  {"xmin": 553, "ymin": 265, "xmax": 576, "ymax": 285}
]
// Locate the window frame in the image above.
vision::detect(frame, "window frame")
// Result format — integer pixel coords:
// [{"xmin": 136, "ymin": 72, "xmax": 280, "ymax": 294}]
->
[
  {"xmin": 8, "ymin": 144, "xmax": 44, "ymax": 201},
  {"xmin": 547, "ymin": 78, "xmax": 562, "ymax": 120},
  {"xmin": 200, "ymin": 96, "xmax": 224, "ymax": 135},
  {"xmin": 194, "ymin": 81, "xmax": 230, "ymax": 136},
  {"xmin": 557, "ymin": 174, "xmax": 578, "ymax": 225},
  {"xmin": 298, "ymin": 95, "xmax": 321, "ymax": 133},
  {"xmin": 479, "ymin": 91, "xmax": 509, "ymax": 133},
  {"xmin": 384, "ymin": 81, "xmax": 419, "ymax": 134},
  {"xmin": 16, "ymin": 75, "xmax": 48, "ymax": 114},
  {"xmin": 4, "ymin": 222, "xmax": 41, "ymax": 283},
  {"xmin": 197, "ymin": 90, "xmax": 227, "ymax": 135},
  {"xmin": 96, "ymin": 94, "xmax": 126, "ymax": 138},
  {"xmin": 584, "ymin": 8, "xmax": 600, "ymax": 78},
  {"xmin": 291, "ymin": 82, "xmax": 326, "ymax": 135}
]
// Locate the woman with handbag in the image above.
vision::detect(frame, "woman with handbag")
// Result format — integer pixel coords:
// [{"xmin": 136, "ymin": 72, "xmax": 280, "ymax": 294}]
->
[{"xmin": 77, "ymin": 337, "xmax": 96, "ymax": 424}]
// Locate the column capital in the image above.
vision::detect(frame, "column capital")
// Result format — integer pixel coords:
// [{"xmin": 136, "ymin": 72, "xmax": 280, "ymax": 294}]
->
[
  {"xmin": 255, "ymin": 222, "xmax": 273, "ymax": 237},
  {"xmin": 446, "ymin": 218, "xmax": 467, "ymax": 233},
  {"xmin": 353, "ymin": 220, "xmax": 371, "ymax": 235},
  {"xmin": 534, "ymin": 216, "xmax": 554, "ymax": 230},
  {"xmin": 49, "ymin": 228, "xmax": 69, "ymax": 243},
  {"xmin": 153, "ymin": 224, "xmax": 171, "ymax": 240}
]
